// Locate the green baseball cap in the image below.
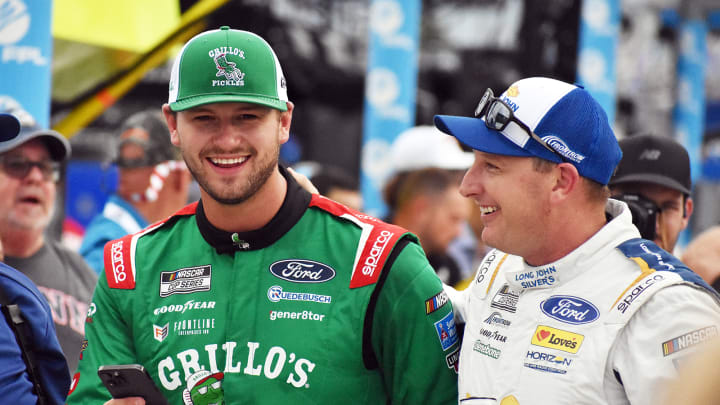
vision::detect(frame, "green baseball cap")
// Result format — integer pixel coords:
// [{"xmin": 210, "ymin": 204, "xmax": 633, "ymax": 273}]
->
[{"xmin": 168, "ymin": 26, "xmax": 289, "ymax": 112}]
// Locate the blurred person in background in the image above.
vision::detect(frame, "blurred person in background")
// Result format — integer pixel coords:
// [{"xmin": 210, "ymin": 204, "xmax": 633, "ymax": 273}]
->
[
  {"xmin": 0, "ymin": 112, "xmax": 70, "ymax": 404},
  {"xmin": 448, "ymin": 204, "xmax": 491, "ymax": 290},
  {"xmin": 0, "ymin": 109, "xmax": 97, "ymax": 373},
  {"xmin": 682, "ymin": 225, "xmax": 720, "ymax": 291},
  {"xmin": 292, "ymin": 161, "xmax": 362, "ymax": 210},
  {"xmin": 608, "ymin": 134, "xmax": 693, "ymax": 254},
  {"xmin": 383, "ymin": 125, "xmax": 473, "ymax": 286},
  {"xmin": 79, "ymin": 110, "xmax": 192, "ymax": 274}
]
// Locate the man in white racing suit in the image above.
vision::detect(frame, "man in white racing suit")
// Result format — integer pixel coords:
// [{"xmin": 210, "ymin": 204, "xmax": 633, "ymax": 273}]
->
[{"xmin": 434, "ymin": 77, "xmax": 720, "ymax": 404}]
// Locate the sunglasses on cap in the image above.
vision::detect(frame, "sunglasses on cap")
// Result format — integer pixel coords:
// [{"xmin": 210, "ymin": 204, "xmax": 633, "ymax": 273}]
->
[
  {"xmin": 474, "ymin": 88, "xmax": 565, "ymax": 160},
  {"xmin": 0, "ymin": 155, "xmax": 60, "ymax": 183}
]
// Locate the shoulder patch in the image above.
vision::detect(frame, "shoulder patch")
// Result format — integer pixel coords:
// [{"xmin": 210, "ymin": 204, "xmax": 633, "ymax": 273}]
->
[
  {"xmin": 617, "ymin": 238, "xmax": 717, "ymax": 296},
  {"xmin": 103, "ymin": 234, "xmax": 135, "ymax": 289},
  {"xmin": 103, "ymin": 202, "xmax": 198, "ymax": 289},
  {"xmin": 606, "ymin": 238, "xmax": 720, "ymax": 321},
  {"xmin": 309, "ymin": 194, "xmax": 412, "ymax": 289}
]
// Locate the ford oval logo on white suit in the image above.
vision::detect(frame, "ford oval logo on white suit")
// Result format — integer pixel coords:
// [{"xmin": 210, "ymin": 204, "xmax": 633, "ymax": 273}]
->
[
  {"xmin": 269, "ymin": 260, "xmax": 336, "ymax": 283},
  {"xmin": 540, "ymin": 295, "xmax": 599, "ymax": 324}
]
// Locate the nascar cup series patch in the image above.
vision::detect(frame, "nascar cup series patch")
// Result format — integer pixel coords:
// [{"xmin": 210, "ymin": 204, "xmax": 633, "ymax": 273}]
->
[{"xmin": 159, "ymin": 265, "xmax": 212, "ymax": 297}]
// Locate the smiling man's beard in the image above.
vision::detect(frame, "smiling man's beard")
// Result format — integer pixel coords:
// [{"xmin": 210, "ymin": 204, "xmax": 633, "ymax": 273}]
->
[{"xmin": 185, "ymin": 143, "xmax": 280, "ymax": 206}]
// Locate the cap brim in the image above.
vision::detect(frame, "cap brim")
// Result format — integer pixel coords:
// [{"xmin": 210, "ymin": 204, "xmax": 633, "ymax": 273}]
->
[
  {"xmin": 170, "ymin": 94, "xmax": 288, "ymax": 112},
  {"xmin": 0, "ymin": 114, "xmax": 20, "ymax": 142},
  {"xmin": 0, "ymin": 130, "xmax": 70, "ymax": 161},
  {"xmin": 609, "ymin": 173, "xmax": 691, "ymax": 195},
  {"xmin": 433, "ymin": 115, "xmax": 534, "ymax": 158}
]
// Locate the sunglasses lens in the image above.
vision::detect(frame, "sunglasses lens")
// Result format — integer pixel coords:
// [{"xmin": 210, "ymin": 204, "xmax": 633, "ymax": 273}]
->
[
  {"xmin": 3, "ymin": 160, "xmax": 31, "ymax": 178},
  {"xmin": 487, "ymin": 102, "xmax": 512, "ymax": 130},
  {"xmin": 474, "ymin": 89, "xmax": 494, "ymax": 117},
  {"xmin": 1, "ymin": 158, "xmax": 59, "ymax": 182}
]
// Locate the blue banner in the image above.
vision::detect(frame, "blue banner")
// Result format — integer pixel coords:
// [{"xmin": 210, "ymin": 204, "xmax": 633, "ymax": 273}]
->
[
  {"xmin": 0, "ymin": 0, "xmax": 54, "ymax": 127},
  {"xmin": 673, "ymin": 19, "xmax": 707, "ymax": 186},
  {"xmin": 361, "ymin": 0, "xmax": 421, "ymax": 218},
  {"xmin": 674, "ymin": 19, "xmax": 707, "ymax": 247},
  {"xmin": 576, "ymin": 0, "xmax": 620, "ymax": 124}
]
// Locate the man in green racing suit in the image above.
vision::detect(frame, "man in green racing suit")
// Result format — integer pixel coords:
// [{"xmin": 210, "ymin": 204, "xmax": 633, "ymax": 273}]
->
[{"xmin": 66, "ymin": 27, "xmax": 459, "ymax": 405}]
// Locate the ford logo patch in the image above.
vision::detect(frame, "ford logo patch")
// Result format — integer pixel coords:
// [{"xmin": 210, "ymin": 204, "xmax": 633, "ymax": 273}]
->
[
  {"xmin": 269, "ymin": 260, "xmax": 336, "ymax": 283},
  {"xmin": 540, "ymin": 295, "xmax": 599, "ymax": 325}
]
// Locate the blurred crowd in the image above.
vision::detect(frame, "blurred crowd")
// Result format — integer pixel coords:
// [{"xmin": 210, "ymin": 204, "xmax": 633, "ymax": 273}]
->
[{"xmin": 2, "ymin": 22, "xmax": 720, "ymax": 405}]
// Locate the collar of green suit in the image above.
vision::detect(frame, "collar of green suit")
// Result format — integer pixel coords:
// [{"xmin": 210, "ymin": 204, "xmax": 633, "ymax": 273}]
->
[{"xmin": 196, "ymin": 165, "xmax": 312, "ymax": 254}]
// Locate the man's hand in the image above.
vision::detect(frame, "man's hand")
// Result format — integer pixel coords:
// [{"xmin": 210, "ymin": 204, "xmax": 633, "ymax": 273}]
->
[
  {"xmin": 287, "ymin": 167, "xmax": 319, "ymax": 194},
  {"xmin": 104, "ymin": 398, "xmax": 145, "ymax": 405}
]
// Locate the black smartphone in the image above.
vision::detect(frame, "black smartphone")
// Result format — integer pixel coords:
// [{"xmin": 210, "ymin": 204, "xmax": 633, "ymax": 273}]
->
[{"xmin": 97, "ymin": 364, "xmax": 169, "ymax": 405}]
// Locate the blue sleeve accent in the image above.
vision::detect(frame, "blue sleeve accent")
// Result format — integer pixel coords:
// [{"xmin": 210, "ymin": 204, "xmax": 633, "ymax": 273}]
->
[
  {"xmin": 0, "ymin": 263, "xmax": 71, "ymax": 404},
  {"xmin": 617, "ymin": 238, "xmax": 719, "ymax": 298},
  {"xmin": 79, "ymin": 217, "xmax": 129, "ymax": 274}
]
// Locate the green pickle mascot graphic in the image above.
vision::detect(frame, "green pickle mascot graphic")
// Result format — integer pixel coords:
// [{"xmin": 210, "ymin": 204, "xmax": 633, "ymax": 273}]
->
[
  {"xmin": 213, "ymin": 53, "xmax": 244, "ymax": 84},
  {"xmin": 183, "ymin": 370, "xmax": 225, "ymax": 405}
]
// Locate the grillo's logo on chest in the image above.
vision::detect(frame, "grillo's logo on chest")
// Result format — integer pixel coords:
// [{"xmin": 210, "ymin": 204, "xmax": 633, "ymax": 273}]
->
[{"xmin": 269, "ymin": 260, "xmax": 336, "ymax": 283}]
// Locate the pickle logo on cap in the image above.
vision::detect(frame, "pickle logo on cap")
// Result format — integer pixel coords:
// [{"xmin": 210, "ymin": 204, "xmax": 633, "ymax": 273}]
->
[
  {"xmin": 213, "ymin": 52, "xmax": 245, "ymax": 85},
  {"xmin": 168, "ymin": 26, "xmax": 288, "ymax": 112}
]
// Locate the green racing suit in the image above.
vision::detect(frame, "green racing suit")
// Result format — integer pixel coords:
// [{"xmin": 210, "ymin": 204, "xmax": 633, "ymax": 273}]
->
[{"xmin": 67, "ymin": 169, "xmax": 460, "ymax": 404}]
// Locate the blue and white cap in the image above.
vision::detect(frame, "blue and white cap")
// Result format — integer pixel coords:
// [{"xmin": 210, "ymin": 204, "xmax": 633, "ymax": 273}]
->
[{"xmin": 434, "ymin": 77, "xmax": 622, "ymax": 185}]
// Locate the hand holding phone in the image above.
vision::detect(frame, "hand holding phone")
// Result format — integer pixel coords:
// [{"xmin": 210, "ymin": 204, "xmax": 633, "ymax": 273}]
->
[
  {"xmin": 103, "ymin": 398, "xmax": 145, "ymax": 405},
  {"xmin": 98, "ymin": 364, "xmax": 169, "ymax": 405}
]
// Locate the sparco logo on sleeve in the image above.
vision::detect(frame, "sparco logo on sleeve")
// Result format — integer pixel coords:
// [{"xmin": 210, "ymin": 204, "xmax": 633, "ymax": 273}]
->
[
  {"xmin": 269, "ymin": 260, "xmax": 336, "ymax": 283},
  {"xmin": 159, "ymin": 265, "xmax": 212, "ymax": 297},
  {"xmin": 362, "ymin": 230, "xmax": 393, "ymax": 277},
  {"xmin": 111, "ymin": 240, "xmax": 127, "ymax": 283}
]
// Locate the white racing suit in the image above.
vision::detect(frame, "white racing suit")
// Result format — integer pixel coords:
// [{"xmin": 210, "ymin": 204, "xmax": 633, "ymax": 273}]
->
[{"xmin": 447, "ymin": 199, "xmax": 720, "ymax": 405}]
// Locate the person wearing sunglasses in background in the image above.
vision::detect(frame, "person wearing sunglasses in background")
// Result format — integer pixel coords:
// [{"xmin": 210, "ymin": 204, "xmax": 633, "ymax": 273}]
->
[
  {"xmin": 0, "ymin": 109, "xmax": 97, "ymax": 374},
  {"xmin": 79, "ymin": 110, "xmax": 192, "ymax": 275},
  {"xmin": 0, "ymin": 112, "xmax": 71, "ymax": 405},
  {"xmin": 438, "ymin": 77, "xmax": 720, "ymax": 404}
]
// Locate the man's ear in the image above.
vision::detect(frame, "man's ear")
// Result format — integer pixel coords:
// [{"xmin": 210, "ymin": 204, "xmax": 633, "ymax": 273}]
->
[
  {"xmin": 550, "ymin": 162, "xmax": 580, "ymax": 203},
  {"xmin": 162, "ymin": 104, "xmax": 180, "ymax": 146},
  {"xmin": 278, "ymin": 102, "xmax": 294, "ymax": 145},
  {"xmin": 407, "ymin": 194, "xmax": 433, "ymax": 220},
  {"xmin": 682, "ymin": 196, "xmax": 694, "ymax": 227}
]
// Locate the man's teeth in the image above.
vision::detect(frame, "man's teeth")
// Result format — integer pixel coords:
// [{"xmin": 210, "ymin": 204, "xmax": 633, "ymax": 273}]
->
[
  {"xmin": 480, "ymin": 206, "xmax": 498, "ymax": 215},
  {"xmin": 211, "ymin": 157, "xmax": 248, "ymax": 165}
]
